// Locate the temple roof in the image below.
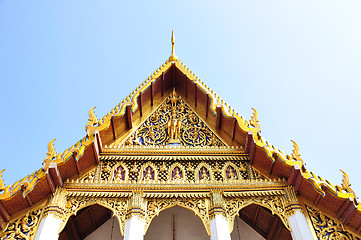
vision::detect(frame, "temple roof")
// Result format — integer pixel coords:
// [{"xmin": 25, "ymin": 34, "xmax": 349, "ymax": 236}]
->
[{"xmin": 0, "ymin": 32, "xmax": 360, "ymax": 234}]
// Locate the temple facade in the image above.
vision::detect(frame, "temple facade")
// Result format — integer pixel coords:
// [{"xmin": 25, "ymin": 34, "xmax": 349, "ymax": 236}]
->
[{"xmin": 0, "ymin": 32, "xmax": 360, "ymax": 240}]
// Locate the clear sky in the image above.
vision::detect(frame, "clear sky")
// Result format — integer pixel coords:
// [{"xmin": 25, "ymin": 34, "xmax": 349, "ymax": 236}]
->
[{"xmin": 1, "ymin": 1, "xmax": 361, "ymax": 197}]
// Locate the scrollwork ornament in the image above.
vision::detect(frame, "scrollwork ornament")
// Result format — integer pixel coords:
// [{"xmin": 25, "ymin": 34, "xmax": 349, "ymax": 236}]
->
[
  {"xmin": 61, "ymin": 196, "xmax": 128, "ymax": 235},
  {"xmin": 225, "ymin": 195, "xmax": 290, "ymax": 233},
  {"xmin": 1, "ymin": 209, "xmax": 42, "ymax": 240},
  {"xmin": 122, "ymin": 94, "xmax": 225, "ymax": 147},
  {"xmin": 306, "ymin": 205, "xmax": 360, "ymax": 240}
]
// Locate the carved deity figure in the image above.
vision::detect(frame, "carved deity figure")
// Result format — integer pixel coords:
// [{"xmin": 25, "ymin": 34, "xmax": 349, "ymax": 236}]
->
[
  {"xmin": 114, "ymin": 168, "xmax": 124, "ymax": 181},
  {"xmin": 144, "ymin": 167, "xmax": 153, "ymax": 180},
  {"xmin": 173, "ymin": 168, "xmax": 182, "ymax": 180},
  {"xmin": 200, "ymin": 168, "xmax": 209, "ymax": 181},
  {"xmin": 227, "ymin": 167, "xmax": 237, "ymax": 180},
  {"xmin": 168, "ymin": 118, "xmax": 181, "ymax": 141},
  {"xmin": 170, "ymin": 88, "xmax": 178, "ymax": 108}
]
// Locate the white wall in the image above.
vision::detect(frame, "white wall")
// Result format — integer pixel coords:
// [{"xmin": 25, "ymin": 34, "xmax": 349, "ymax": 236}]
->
[
  {"xmin": 85, "ymin": 216, "xmax": 123, "ymax": 240},
  {"xmin": 230, "ymin": 216, "xmax": 265, "ymax": 240},
  {"xmin": 145, "ymin": 206, "xmax": 209, "ymax": 240}
]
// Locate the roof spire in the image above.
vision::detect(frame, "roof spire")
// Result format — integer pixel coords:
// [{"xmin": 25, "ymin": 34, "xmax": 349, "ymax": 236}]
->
[{"xmin": 169, "ymin": 30, "xmax": 178, "ymax": 61}]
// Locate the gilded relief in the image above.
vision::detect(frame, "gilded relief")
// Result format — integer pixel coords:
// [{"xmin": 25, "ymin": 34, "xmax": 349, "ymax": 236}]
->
[
  {"xmin": 123, "ymin": 94, "xmax": 225, "ymax": 147},
  {"xmin": 306, "ymin": 205, "xmax": 360, "ymax": 240},
  {"xmin": 1, "ymin": 209, "xmax": 42, "ymax": 240}
]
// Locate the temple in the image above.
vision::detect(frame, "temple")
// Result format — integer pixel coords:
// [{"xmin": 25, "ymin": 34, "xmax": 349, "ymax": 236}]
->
[{"xmin": 0, "ymin": 31, "xmax": 360, "ymax": 240}]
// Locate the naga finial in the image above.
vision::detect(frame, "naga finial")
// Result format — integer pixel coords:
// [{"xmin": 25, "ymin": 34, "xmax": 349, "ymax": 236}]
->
[
  {"xmin": 169, "ymin": 30, "xmax": 178, "ymax": 61},
  {"xmin": 337, "ymin": 170, "xmax": 356, "ymax": 198},
  {"xmin": 290, "ymin": 140, "xmax": 303, "ymax": 163},
  {"xmin": 250, "ymin": 108, "xmax": 261, "ymax": 131},
  {"xmin": 47, "ymin": 139, "xmax": 57, "ymax": 159},
  {"xmin": 88, "ymin": 107, "xmax": 98, "ymax": 124},
  {"xmin": 43, "ymin": 139, "xmax": 56, "ymax": 171},
  {"xmin": 85, "ymin": 107, "xmax": 99, "ymax": 133},
  {"xmin": 0, "ymin": 169, "xmax": 5, "ymax": 191}
]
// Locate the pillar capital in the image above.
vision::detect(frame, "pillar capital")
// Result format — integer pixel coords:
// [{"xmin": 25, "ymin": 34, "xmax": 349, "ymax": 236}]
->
[
  {"xmin": 126, "ymin": 190, "xmax": 147, "ymax": 221},
  {"xmin": 284, "ymin": 186, "xmax": 303, "ymax": 217},
  {"xmin": 209, "ymin": 189, "xmax": 226, "ymax": 220}
]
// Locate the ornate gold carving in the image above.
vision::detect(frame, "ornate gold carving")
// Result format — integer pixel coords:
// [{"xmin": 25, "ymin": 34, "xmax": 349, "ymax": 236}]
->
[
  {"xmin": 145, "ymin": 197, "xmax": 210, "ymax": 235},
  {"xmin": 139, "ymin": 162, "xmax": 158, "ymax": 181},
  {"xmin": 1, "ymin": 209, "xmax": 42, "ymax": 240},
  {"xmin": 194, "ymin": 162, "xmax": 214, "ymax": 182},
  {"xmin": 222, "ymin": 162, "xmax": 241, "ymax": 181},
  {"xmin": 126, "ymin": 190, "xmax": 146, "ymax": 222},
  {"xmin": 283, "ymin": 186, "xmax": 302, "ymax": 217},
  {"xmin": 336, "ymin": 170, "xmax": 357, "ymax": 199},
  {"xmin": 0, "ymin": 169, "xmax": 5, "ymax": 192},
  {"xmin": 43, "ymin": 139, "xmax": 57, "ymax": 171},
  {"xmin": 123, "ymin": 94, "xmax": 225, "ymax": 147},
  {"xmin": 249, "ymin": 108, "xmax": 261, "ymax": 131},
  {"xmin": 306, "ymin": 204, "xmax": 360, "ymax": 240},
  {"xmin": 159, "ymin": 162, "xmax": 168, "ymax": 172},
  {"xmin": 209, "ymin": 190, "xmax": 226, "ymax": 219},
  {"xmin": 168, "ymin": 163, "xmax": 186, "ymax": 182},
  {"xmin": 62, "ymin": 195, "xmax": 128, "ymax": 235},
  {"xmin": 225, "ymin": 194, "xmax": 290, "ymax": 233},
  {"xmin": 111, "ymin": 162, "xmax": 129, "ymax": 182},
  {"xmin": 85, "ymin": 107, "xmax": 99, "ymax": 134}
]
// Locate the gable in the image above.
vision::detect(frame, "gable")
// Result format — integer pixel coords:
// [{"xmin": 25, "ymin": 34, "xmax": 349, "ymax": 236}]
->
[{"xmin": 115, "ymin": 91, "xmax": 225, "ymax": 147}]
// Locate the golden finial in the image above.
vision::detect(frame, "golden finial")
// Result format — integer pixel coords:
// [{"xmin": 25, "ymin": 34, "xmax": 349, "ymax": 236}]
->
[
  {"xmin": 290, "ymin": 140, "xmax": 303, "ymax": 163},
  {"xmin": 43, "ymin": 139, "xmax": 56, "ymax": 171},
  {"xmin": 249, "ymin": 108, "xmax": 261, "ymax": 131},
  {"xmin": 0, "ymin": 169, "xmax": 5, "ymax": 191},
  {"xmin": 169, "ymin": 30, "xmax": 178, "ymax": 61},
  {"xmin": 85, "ymin": 107, "xmax": 99, "ymax": 133},
  {"xmin": 47, "ymin": 139, "xmax": 57, "ymax": 159},
  {"xmin": 337, "ymin": 170, "xmax": 356, "ymax": 197},
  {"xmin": 88, "ymin": 107, "xmax": 98, "ymax": 124}
]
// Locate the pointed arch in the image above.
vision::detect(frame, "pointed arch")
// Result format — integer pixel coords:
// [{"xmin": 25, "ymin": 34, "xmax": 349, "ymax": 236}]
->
[
  {"xmin": 194, "ymin": 162, "xmax": 214, "ymax": 181},
  {"xmin": 139, "ymin": 162, "xmax": 158, "ymax": 181},
  {"xmin": 59, "ymin": 197, "xmax": 128, "ymax": 236},
  {"xmin": 221, "ymin": 162, "xmax": 241, "ymax": 181},
  {"xmin": 145, "ymin": 198, "xmax": 211, "ymax": 236},
  {"xmin": 111, "ymin": 161, "xmax": 129, "ymax": 182},
  {"xmin": 226, "ymin": 200, "xmax": 290, "ymax": 234},
  {"xmin": 168, "ymin": 162, "xmax": 186, "ymax": 181}
]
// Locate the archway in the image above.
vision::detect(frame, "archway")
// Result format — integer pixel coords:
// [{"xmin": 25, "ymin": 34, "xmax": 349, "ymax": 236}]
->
[
  {"xmin": 145, "ymin": 206, "xmax": 208, "ymax": 240},
  {"xmin": 58, "ymin": 204, "xmax": 122, "ymax": 240},
  {"xmin": 231, "ymin": 204, "xmax": 292, "ymax": 240}
]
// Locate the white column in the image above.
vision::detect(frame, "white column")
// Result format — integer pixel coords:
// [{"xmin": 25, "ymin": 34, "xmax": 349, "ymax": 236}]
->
[
  {"xmin": 35, "ymin": 213, "xmax": 62, "ymax": 240},
  {"xmin": 288, "ymin": 210, "xmax": 315, "ymax": 240},
  {"xmin": 210, "ymin": 214, "xmax": 232, "ymax": 240},
  {"xmin": 124, "ymin": 215, "xmax": 146, "ymax": 240}
]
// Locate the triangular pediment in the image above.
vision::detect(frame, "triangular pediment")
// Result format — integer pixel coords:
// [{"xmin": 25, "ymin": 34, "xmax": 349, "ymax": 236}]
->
[{"xmin": 117, "ymin": 91, "xmax": 226, "ymax": 147}]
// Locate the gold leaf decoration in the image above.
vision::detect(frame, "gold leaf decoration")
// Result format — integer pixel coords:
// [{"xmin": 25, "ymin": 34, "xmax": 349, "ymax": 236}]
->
[{"xmin": 249, "ymin": 108, "xmax": 261, "ymax": 131}]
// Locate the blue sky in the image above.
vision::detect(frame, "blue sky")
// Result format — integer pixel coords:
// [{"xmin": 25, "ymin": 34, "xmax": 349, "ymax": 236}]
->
[{"xmin": 1, "ymin": 1, "xmax": 361, "ymax": 196}]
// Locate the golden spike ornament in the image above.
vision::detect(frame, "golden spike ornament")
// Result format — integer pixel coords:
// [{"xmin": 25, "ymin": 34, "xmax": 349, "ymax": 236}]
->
[
  {"xmin": 290, "ymin": 140, "xmax": 303, "ymax": 163},
  {"xmin": 169, "ymin": 30, "xmax": 178, "ymax": 61},
  {"xmin": 85, "ymin": 106, "xmax": 99, "ymax": 133},
  {"xmin": 249, "ymin": 108, "xmax": 261, "ymax": 131},
  {"xmin": 0, "ymin": 169, "xmax": 5, "ymax": 191},
  {"xmin": 43, "ymin": 139, "xmax": 57, "ymax": 171},
  {"xmin": 337, "ymin": 170, "xmax": 356, "ymax": 198},
  {"xmin": 47, "ymin": 139, "xmax": 57, "ymax": 158}
]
